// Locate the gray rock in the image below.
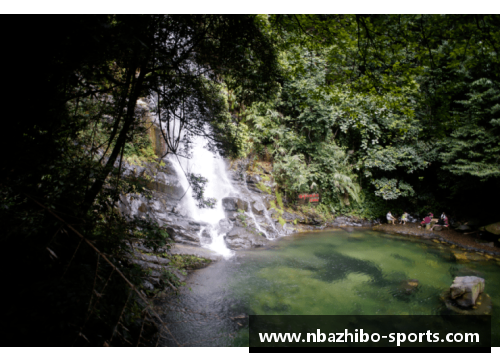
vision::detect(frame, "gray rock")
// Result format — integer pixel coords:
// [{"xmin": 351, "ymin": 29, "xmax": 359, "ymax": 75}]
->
[
  {"xmin": 200, "ymin": 228, "xmax": 211, "ymax": 241},
  {"xmin": 133, "ymin": 250, "xmax": 170, "ymax": 265},
  {"xmin": 251, "ymin": 201, "xmax": 267, "ymax": 215},
  {"xmin": 168, "ymin": 243, "xmax": 221, "ymax": 261},
  {"xmin": 269, "ymin": 208, "xmax": 279, "ymax": 218},
  {"xmin": 247, "ymin": 185, "xmax": 264, "ymax": 194},
  {"xmin": 282, "ymin": 211, "xmax": 305, "ymax": 223},
  {"xmin": 485, "ymin": 222, "xmax": 500, "ymax": 235},
  {"xmin": 225, "ymin": 211, "xmax": 238, "ymax": 221},
  {"xmin": 188, "ymin": 220, "xmax": 210, "ymax": 228},
  {"xmin": 275, "ymin": 222, "xmax": 296, "ymax": 235},
  {"xmin": 260, "ymin": 196, "xmax": 272, "ymax": 209},
  {"xmin": 456, "ymin": 225, "xmax": 472, "ymax": 231},
  {"xmin": 335, "ymin": 216, "xmax": 348, "ymax": 223},
  {"xmin": 248, "ymin": 175, "xmax": 261, "ymax": 184},
  {"xmin": 222, "ymin": 197, "xmax": 248, "ymax": 212},
  {"xmin": 165, "ymin": 225, "xmax": 200, "ymax": 245},
  {"xmin": 218, "ymin": 218, "xmax": 233, "ymax": 234},
  {"xmin": 224, "ymin": 226, "xmax": 267, "ymax": 250},
  {"xmin": 450, "ymin": 276, "xmax": 485, "ymax": 308},
  {"xmin": 142, "ymin": 280, "xmax": 154, "ymax": 291},
  {"xmin": 237, "ymin": 198, "xmax": 250, "ymax": 210},
  {"xmin": 313, "ymin": 218, "xmax": 323, "ymax": 225},
  {"xmin": 222, "ymin": 197, "xmax": 238, "ymax": 211}
]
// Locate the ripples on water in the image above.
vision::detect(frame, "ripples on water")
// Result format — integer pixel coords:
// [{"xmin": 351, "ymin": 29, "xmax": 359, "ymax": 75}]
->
[{"xmin": 159, "ymin": 229, "xmax": 500, "ymax": 346}]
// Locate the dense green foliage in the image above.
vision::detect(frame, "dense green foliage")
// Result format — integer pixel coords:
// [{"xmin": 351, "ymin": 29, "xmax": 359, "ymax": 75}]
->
[{"xmin": 233, "ymin": 15, "xmax": 500, "ymax": 220}]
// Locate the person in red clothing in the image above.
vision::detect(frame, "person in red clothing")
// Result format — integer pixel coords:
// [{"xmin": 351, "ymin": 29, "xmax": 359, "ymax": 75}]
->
[{"xmin": 420, "ymin": 213, "xmax": 432, "ymax": 228}]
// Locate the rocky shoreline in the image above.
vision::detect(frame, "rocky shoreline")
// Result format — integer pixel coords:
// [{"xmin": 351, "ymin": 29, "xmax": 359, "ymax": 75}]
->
[{"xmin": 373, "ymin": 223, "xmax": 500, "ymax": 256}]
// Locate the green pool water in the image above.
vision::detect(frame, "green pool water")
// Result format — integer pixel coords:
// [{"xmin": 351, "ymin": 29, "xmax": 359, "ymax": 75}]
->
[{"xmin": 160, "ymin": 229, "xmax": 500, "ymax": 347}]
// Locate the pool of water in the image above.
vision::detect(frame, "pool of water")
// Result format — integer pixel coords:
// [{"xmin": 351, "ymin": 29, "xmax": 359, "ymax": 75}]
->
[{"xmin": 158, "ymin": 229, "xmax": 500, "ymax": 347}]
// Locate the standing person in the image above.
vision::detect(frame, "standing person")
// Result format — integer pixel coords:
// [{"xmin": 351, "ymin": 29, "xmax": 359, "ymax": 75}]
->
[
  {"xmin": 387, "ymin": 211, "xmax": 396, "ymax": 225},
  {"xmin": 400, "ymin": 211, "xmax": 408, "ymax": 225}
]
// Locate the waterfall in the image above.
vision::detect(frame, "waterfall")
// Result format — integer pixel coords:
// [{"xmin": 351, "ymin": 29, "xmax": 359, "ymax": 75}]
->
[
  {"xmin": 168, "ymin": 135, "xmax": 235, "ymax": 258},
  {"xmin": 136, "ymin": 96, "xmax": 286, "ymax": 256}
]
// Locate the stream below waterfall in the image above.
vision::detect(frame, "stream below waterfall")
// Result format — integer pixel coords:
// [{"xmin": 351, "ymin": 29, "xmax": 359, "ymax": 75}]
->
[{"xmin": 158, "ymin": 229, "xmax": 500, "ymax": 347}]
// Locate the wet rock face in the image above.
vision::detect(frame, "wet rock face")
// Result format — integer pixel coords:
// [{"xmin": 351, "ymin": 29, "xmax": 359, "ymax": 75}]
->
[
  {"xmin": 217, "ymin": 218, "xmax": 233, "ymax": 234},
  {"xmin": 222, "ymin": 197, "xmax": 248, "ymax": 212},
  {"xmin": 251, "ymin": 201, "xmax": 266, "ymax": 216},
  {"xmin": 224, "ymin": 226, "xmax": 267, "ymax": 250},
  {"xmin": 225, "ymin": 211, "xmax": 238, "ymax": 221},
  {"xmin": 248, "ymin": 174, "xmax": 261, "ymax": 184},
  {"xmin": 222, "ymin": 197, "xmax": 238, "ymax": 211},
  {"xmin": 165, "ymin": 224, "xmax": 201, "ymax": 246},
  {"xmin": 275, "ymin": 222, "xmax": 296, "ymax": 235},
  {"xmin": 281, "ymin": 211, "xmax": 305, "ymax": 223},
  {"xmin": 450, "ymin": 276, "xmax": 485, "ymax": 308}
]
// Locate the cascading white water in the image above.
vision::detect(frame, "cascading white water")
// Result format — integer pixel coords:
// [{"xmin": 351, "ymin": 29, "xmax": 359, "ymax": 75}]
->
[
  {"xmin": 241, "ymin": 175, "xmax": 269, "ymax": 239},
  {"xmin": 168, "ymin": 135, "xmax": 235, "ymax": 258},
  {"xmin": 262, "ymin": 205, "xmax": 279, "ymax": 237},
  {"xmin": 241, "ymin": 174, "xmax": 282, "ymax": 239},
  {"xmin": 146, "ymin": 94, "xmax": 283, "ymax": 256}
]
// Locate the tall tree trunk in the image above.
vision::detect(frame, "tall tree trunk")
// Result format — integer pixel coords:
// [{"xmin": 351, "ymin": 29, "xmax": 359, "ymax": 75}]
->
[{"xmin": 82, "ymin": 62, "xmax": 147, "ymax": 213}]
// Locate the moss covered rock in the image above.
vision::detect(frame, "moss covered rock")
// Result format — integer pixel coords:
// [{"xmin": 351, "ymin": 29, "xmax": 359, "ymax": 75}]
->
[{"xmin": 485, "ymin": 221, "xmax": 500, "ymax": 235}]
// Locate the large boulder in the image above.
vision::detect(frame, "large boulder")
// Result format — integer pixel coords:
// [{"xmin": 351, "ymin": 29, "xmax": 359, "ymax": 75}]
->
[
  {"xmin": 224, "ymin": 226, "xmax": 267, "ymax": 250},
  {"xmin": 450, "ymin": 276, "xmax": 485, "ymax": 308},
  {"xmin": 485, "ymin": 222, "xmax": 500, "ymax": 235}
]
